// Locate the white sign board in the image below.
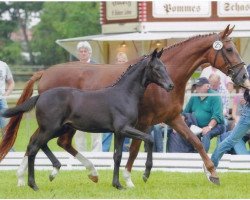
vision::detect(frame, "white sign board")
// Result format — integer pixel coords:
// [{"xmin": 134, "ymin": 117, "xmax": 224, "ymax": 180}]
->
[
  {"xmin": 106, "ymin": 1, "xmax": 138, "ymax": 20},
  {"xmin": 217, "ymin": 1, "xmax": 250, "ymax": 17},
  {"xmin": 152, "ymin": 1, "xmax": 211, "ymax": 18}
]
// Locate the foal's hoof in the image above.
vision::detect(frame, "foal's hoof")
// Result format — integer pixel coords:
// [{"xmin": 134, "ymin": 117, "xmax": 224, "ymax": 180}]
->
[
  {"xmin": 143, "ymin": 174, "xmax": 148, "ymax": 183},
  {"xmin": 28, "ymin": 183, "xmax": 39, "ymax": 191},
  {"xmin": 49, "ymin": 174, "xmax": 55, "ymax": 182},
  {"xmin": 88, "ymin": 174, "xmax": 98, "ymax": 183},
  {"xmin": 112, "ymin": 183, "xmax": 124, "ymax": 190},
  {"xmin": 202, "ymin": 164, "xmax": 220, "ymax": 185}
]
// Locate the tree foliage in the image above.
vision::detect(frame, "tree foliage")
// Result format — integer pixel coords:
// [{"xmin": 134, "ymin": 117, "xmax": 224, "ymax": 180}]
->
[
  {"xmin": 0, "ymin": 2, "xmax": 43, "ymax": 64},
  {"xmin": 32, "ymin": 2, "xmax": 101, "ymax": 66}
]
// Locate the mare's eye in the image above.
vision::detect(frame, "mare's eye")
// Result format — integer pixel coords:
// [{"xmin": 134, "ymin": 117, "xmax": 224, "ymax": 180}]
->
[{"xmin": 226, "ymin": 48, "xmax": 233, "ymax": 53}]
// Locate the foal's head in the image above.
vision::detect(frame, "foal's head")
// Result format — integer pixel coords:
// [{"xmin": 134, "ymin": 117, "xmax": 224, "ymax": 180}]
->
[{"xmin": 144, "ymin": 48, "xmax": 174, "ymax": 92}]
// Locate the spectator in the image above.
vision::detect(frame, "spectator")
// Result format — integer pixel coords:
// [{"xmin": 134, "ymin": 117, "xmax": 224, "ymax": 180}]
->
[
  {"xmin": 200, "ymin": 65, "xmax": 231, "ymax": 90},
  {"xmin": 211, "ymin": 64, "xmax": 250, "ymax": 168},
  {"xmin": 167, "ymin": 113, "xmax": 198, "ymax": 153},
  {"xmin": 218, "ymin": 88, "xmax": 250, "ymax": 155},
  {"xmin": 102, "ymin": 52, "xmax": 131, "ymax": 152},
  {"xmin": 74, "ymin": 41, "xmax": 102, "ymax": 152},
  {"xmin": 151, "ymin": 123, "xmax": 167, "ymax": 152},
  {"xmin": 0, "ymin": 60, "xmax": 15, "ymax": 137},
  {"xmin": 183, "ymin": 77, "xmax": 225, "ymax": 152},
  {"xmin": 225, "ymin": 79, "xmax": 236, "ymax": 130}
]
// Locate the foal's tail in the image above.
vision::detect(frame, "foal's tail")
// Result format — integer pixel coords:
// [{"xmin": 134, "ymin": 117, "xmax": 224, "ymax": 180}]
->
[
  {"xmin": 2, "ymin": 95, "xmax": 40, "ymax": 118},
  {"xmin": 0, "ymin": 71, "xmax": 43, "ymax": 161}
]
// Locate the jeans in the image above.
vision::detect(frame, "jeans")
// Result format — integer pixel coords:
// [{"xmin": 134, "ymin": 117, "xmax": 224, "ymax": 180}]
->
[
  {"xmin": 211, "ymin": 104, "xmax": 250, "ymax": 167},
  {"xmin": 102, "ymin": 133, "xmax": 130, "ymax": 152},
  {"xmin": 201, "ymin": 123, "xmax": 225, "ymax": 152},
  {"xmin": 151, "ymin": 124, "xmax": 165, "ymax": 152},
  {"xmin": 0, "ymin": 98, "xmax": 8, "ymax": 129}
]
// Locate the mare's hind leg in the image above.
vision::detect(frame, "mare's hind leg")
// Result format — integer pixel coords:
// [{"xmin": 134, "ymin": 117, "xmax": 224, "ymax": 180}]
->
[
  {"xmin": 57, "ymin": 128, "xmax": 98, "ymax": 183},
  {"xmin": 121, "ymin": 126, "xmax": 154, "ymax": 183},
  {"xmin": 112, "ymin": 134, "xmax": 125, "ymax": 190}
]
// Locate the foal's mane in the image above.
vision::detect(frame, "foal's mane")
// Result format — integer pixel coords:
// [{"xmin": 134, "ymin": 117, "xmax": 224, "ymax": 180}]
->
[{"xmin": 109, "ymin": 55, "xmax": 149, "ymax": 88}]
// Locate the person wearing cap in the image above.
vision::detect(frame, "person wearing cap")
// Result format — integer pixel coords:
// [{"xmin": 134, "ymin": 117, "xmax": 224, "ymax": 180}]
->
[
  {"xmin": 211, "ymin": 64, "xmax": 250, "ymax": 168},
  {"xmin": 74, "ymin": 41, "xmax": 102, "ymax": 152},
  {"xmin": 183, "ymin": 77, "xmax": 225, "ymax": 152}
]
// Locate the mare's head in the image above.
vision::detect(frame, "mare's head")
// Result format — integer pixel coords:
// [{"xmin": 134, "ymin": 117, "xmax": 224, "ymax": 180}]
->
[
  {"xmin": 144, "ymin": 48, "xmax": 174, "ymax": 92},
  {"xmin": 208, "ymin": 24, "xmax": 249, "ymax": 88}
]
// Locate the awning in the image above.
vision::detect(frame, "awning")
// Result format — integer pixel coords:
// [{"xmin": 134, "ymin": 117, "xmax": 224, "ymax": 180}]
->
[{"xmin": 56, "ymin": 20, "xmax": 250, "ymax": 57}]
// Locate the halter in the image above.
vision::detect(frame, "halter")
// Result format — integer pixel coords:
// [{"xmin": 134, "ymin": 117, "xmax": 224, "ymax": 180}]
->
[{"xmin": 212, "ymin": 34, "xmax": 245, "ymax": 82}]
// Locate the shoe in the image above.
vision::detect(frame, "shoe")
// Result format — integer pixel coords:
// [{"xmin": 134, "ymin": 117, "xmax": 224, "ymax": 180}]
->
[{"xmin": 190, "ymin": 125, "xmax": 202, "ymax": 135}]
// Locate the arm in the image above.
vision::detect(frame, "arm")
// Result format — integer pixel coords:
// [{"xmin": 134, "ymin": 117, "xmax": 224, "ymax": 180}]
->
[
  {"xmin": 3, "ymin": 78, "xmax": 15, "ymax": 96},
  {"xmin": 202, "ymin": 96, "xmax": 223, "ymax": 135}
]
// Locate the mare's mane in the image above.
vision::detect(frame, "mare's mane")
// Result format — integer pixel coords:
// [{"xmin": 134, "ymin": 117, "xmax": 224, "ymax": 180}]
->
[{"xmin": 163, "ymin": 33, "xmax": 215, "ymax": 52}]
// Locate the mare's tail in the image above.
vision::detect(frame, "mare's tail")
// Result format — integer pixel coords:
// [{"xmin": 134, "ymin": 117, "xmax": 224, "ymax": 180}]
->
[{"xmin": 0, "ymin": 71, "xmax": 44, "ymax": 161}]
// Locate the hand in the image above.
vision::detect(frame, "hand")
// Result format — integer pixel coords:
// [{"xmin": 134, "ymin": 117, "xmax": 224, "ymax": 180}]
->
[{"xmin": 202, "ymin": 126, "xmax": 211, "ymax": 135}]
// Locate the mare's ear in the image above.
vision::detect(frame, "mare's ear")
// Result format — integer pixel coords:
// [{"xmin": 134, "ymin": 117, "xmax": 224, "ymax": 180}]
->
[
  {"xmin": 221, "ymin": 24, "xmax": 234, "ymax": 39},
  {"xmin": 157, "ymin": 48, "xmax": 164, "ymax": 58},
  {"xmin": 151, "ymin": 48, "xmax": 158, "ymax": 61}
]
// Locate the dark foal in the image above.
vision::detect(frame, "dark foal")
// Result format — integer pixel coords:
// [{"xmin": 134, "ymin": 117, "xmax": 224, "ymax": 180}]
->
[{"xmin": 2, "ymin": 49, "xmax": 174, "ymax": 191}]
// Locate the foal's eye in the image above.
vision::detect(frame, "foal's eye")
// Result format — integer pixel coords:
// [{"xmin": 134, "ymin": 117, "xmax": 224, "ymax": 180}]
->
[{"xmin": 226, "ymin": 48, "xmax": 233, "ymax": 53}]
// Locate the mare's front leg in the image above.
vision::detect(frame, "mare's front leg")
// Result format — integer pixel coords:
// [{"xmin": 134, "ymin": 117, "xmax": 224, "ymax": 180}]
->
[
  {"xmin": 112, "ymin": 134, "xmax": 125, "ymax": 189},
  {"xmin": 170, "ymin": 115, "xmax": 220, "ymax": 185},
  {"xmin": 122, "ymin": 126, "xmax": 154, "ymax": 183},
  {"xmin": 57, "ymin": 130, "xmax": 98, "ymax": 183}
]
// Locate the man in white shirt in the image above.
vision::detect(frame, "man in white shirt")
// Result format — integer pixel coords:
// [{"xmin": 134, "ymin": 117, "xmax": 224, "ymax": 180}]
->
[
  {"xmin": 0, "ymin": 60, "xmax": 15, "ymax": 136},
  {"xmin": 74, "ymin": 41, "xmax": 102, "ymax": 152}
]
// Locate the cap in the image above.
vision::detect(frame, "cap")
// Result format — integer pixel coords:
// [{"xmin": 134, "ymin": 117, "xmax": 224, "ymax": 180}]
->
[{"xmin": 193, "ymin": 77, "xmax": 210, "ymax": 86}]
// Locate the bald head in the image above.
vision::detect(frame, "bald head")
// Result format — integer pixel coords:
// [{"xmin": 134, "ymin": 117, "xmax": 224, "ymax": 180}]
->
[{"xmin": 209, "ymin": 74, "xmax": 221, "ymax": 90}]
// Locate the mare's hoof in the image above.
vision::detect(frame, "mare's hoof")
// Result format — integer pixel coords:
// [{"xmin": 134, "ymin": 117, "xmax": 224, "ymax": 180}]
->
[
  {"xmin": 88, "ymin": 174, "xmax": 98, "ymax": 183},
  {"xmin": 143, "ymin": 174, "xmax": 148, "ymax": 183},
  {"xmin": 202, "ymin": 164, "xmax": 220, "ymax": 186},
  {"xmin": 209, "ymin": 176, "xmax": 220, "ymax": 185}
]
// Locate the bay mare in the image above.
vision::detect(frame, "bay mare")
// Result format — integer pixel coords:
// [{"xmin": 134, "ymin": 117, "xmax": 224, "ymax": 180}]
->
[
  {"xmin": 0, "ymin": 25, "xmax": 249, "ymax": 187},
  {"xmin": 1, "ymin": 49, "xmax": 174, "ymax": 190}
]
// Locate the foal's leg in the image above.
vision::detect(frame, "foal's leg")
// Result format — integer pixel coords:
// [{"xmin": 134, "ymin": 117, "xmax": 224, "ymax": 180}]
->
[
  {"xmin": 27, "ymin": 132, "xmax": 45, "ymax": 191},
  {"xmin": 17, "ymin": 128, "xmax": 40, "ymax": 187},
  {"xmin": 121, "ymin": 126, "xmax": 154, "ymax": 183},
  {"xmin": 112, "ymin": 134, "xmax": 125, "ymax": 190},
  {"xmin": 169, "ymin": 115, "xmax": 219, "ymax": 185},
  {"xmin": 41, "ymin": 144, "xmax": 61, "ymax": 182},
  {"xmin": 57, "ymin": 130, "xmax": 98, "ymax": 183},
  {"xmin": 17, "ymin": 128, "xmax": 63, "ymax": 186}
]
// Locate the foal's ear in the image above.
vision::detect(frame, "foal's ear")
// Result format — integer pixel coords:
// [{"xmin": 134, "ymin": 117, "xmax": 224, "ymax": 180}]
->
[
  {"xmin": 157, "ymin": 48, "xmax": 164, "ymax": 58},
  {"xmin": 151, "ymin": 48, "xmax": 158, "ymax": 61}
]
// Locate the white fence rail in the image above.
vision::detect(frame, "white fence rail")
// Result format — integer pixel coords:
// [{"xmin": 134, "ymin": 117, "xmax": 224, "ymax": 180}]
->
[{"xmin": 1, "ymin": 152, "xmax": 250, "ymax": 172}]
